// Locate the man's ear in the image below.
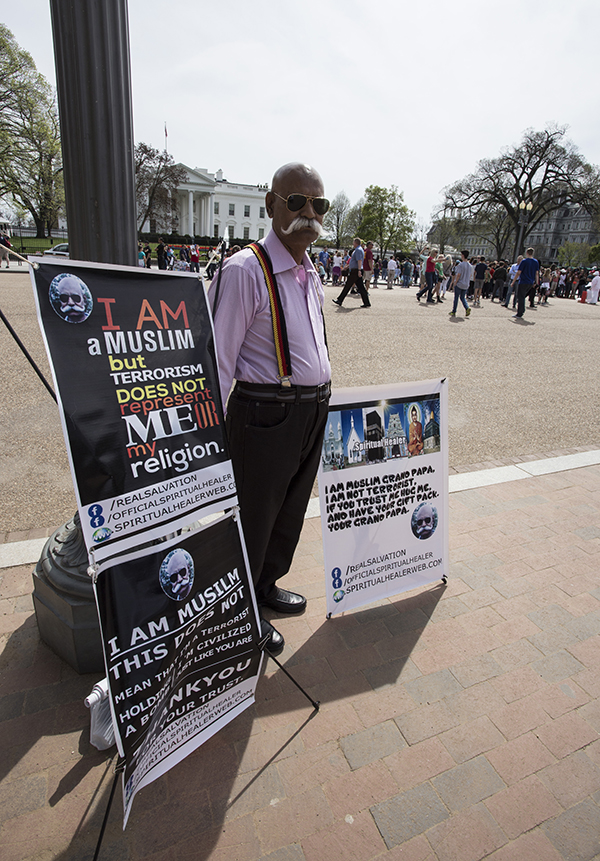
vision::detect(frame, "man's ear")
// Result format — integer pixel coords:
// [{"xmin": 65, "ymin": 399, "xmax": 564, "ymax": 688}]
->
[{"xmin": 265, "ymin": 192, "xmax": 274, "ymax": 219}]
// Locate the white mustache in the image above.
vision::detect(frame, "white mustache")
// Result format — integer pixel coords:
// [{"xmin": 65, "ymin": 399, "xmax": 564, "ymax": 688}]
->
[{"xmin": 280, "ymin": 216, "xmax": 324, "ymax": 236}]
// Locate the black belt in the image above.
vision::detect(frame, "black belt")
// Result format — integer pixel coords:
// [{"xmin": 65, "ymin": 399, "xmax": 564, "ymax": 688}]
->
[{"xmin": 235, "ymin": 381, "xmax": 331, "ymax": 403}]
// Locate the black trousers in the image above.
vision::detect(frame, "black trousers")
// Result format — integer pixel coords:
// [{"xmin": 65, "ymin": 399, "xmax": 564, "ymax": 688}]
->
[
  {"xmin": 336, "ymin": 269, "xmax": 370, "ymax": 306},
  {"xmin": 225, "ymin": 388, "xmax": 329, "ymax": 604},
  {"xmin": 516, "ymin": 282, "xmax": 533, "ymax": 317}
]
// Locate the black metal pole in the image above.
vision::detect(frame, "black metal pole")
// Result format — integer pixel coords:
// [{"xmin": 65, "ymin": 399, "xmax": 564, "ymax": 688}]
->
[
  {"xmin": 50, "ymin": 0, "xmax": 137, "ymax": 266},
  {"xmin": 0, "ymin": 307, "xmax": 57, "ymax": 402},
  {"xmin": 32, "ymin": 0, "xmax": 138, "ymax": 675}
]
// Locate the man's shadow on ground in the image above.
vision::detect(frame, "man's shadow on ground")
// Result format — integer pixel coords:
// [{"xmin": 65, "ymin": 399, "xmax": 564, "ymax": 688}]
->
[{"xmin": 44, "ymin": 579, "xmax": 446, "ymax": 860}]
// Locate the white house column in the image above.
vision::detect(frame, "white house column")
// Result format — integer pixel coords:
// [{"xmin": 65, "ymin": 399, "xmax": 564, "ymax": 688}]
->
[
  {"xmin": 205, "ymin": 195, "xmax": 211, "ymax": 236},
  {"xmin": 188, "ymin": 190, "xmax": 194, "ymax": 236},
  {"xmin": 209, "ymin": 193, "xmax": 215, "ymax": 237},
  {"xmin": 199, "ymin": 194, "xmax": 205, "ymax": 236}
]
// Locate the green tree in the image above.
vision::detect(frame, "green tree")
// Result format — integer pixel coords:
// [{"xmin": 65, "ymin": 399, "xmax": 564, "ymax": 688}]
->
[
  {"xmin": 323, "ymin": 191, "xmax": 351, "ymax": 249},
  {"xmin": 557, "ymin": 241, "xmax": 590, "ymax": 268},
  {"xmin": 0, "ymin": 25, "xmax": 64, "ymax": 237},
  {"xmin": 343, "ymin": 198, "xmax": 365, "ymax": 247},
  {"xmin": 360, "ymin": 185, "xmax": 415, "ymax": 257},
  {"xmin": 135, "ymin": 143, "xmax": 187, "ymax": 235},
  {"xmin": 588, "ymin": 243, "xmax": 600, "ymax": 265},
  {"xmin": 441, "ymin": 125, "xmax": 600, "ymax": 259}
]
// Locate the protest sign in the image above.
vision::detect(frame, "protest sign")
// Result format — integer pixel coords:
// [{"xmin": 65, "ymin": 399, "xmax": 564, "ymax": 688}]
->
[
  {"xmin": 94, "ymin": 510, "xmax": 262, "ymax": 826},
  {"xmin": 30, "ymin": 259, "xmax": 236, "ymax": 560},
  {"xmin": 318, "ymin": 380, "xmax": 448, "ymax": 616}
]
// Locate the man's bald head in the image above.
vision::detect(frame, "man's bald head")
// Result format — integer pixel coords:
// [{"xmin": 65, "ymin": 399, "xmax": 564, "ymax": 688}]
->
[
  {"xmin": 266, "ymin": 163, "xmax": 326, "ymax": 264},
  {"xmin": 271, "ymin": 162, "xmax": 324, "ymax": 194}
]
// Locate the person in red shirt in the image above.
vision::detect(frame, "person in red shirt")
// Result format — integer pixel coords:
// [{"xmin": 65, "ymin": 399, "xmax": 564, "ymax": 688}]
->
[
  {"xmin": 416, "ymin": 250, "xmax": 438, "ymax": 303},
  {"xmin": 363, "ymin": 241, "xmax": 375, "ymax": 290},
  {"xmin": 189, "ymin": 243, "xmax": 200, "ymax": 273}
]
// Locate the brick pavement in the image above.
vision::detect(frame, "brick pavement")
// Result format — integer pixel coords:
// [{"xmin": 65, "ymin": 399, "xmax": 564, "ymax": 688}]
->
[{"xmin": 1, "ymin": 463, "xmax": 600, "ymax": 860}]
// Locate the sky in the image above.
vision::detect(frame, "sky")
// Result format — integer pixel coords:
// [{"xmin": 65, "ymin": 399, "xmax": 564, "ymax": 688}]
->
[{"xmin": 3, "ymin": 0, "xmax": 599, "ymax": 225}]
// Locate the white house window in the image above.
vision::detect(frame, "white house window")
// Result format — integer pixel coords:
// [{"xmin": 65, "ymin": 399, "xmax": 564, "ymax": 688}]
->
[
  {"xmin": 243, "ymin": 227, "xmax": 250, "ymax": 240},
  {"xmin": 229, "ymin": 204, "xmax": 235, "ymax": 216},
  {"xmin": 228, "ymin": 225, "xmax": 234, "ymax": 240},
  {"xmin": 214, "ymin": 202, "xmax": 219, "ymax": 215},
  {"xmin": 213, "ymin": 225, "xmax": 219, "ymax": 239},
  {"xmin": 260, "ymin": 207, "xmax": 265, "ymax": 219},
  {"xmin": 244, "ymin": 205, "xmax": 250, "ymax": 218}
]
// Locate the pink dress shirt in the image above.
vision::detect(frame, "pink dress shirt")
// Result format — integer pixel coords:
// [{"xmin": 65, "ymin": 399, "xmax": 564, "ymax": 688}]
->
[{"xmin": 210, "ymin": 230, "xmax": 331, "ymax": 408}]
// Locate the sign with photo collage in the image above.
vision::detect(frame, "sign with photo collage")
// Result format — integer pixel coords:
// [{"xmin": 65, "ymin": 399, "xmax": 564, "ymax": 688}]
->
[{"xmin": 318, "ymin": 379, "xmax": 449, "ymax": 616}]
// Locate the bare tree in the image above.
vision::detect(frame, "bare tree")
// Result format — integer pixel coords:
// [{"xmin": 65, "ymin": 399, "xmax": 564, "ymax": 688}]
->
[
  {"xmin": 135, "ymin": 143, "xmax": 187, "ymax": 235},
  {"xmin": 323, "ymin": 191, "xmax": 351, "ymax": 248},
  {"xmin": 451, "ymin": 209, "xmax": 516, "ymax": 261},
  {"xmin": 412, "ymin": 219, "xmax": 430, "ymax": 255},
  {"xmin": 441, "ymin": 125, "xmax": 600, "ymax": 258}
]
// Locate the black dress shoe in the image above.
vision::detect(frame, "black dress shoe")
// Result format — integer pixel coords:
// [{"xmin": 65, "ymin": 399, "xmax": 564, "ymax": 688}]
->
[
  {"xmin": 260, "ymin": 587, "xmax": 307, "ymax": 615},
  {"xmin": 259, "ymin": 617, "xmax": 285, "ymax": 656}
]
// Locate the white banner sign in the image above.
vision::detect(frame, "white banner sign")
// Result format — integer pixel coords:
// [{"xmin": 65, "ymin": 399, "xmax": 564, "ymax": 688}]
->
[{"xmin": 318, "ymin": 380, "xmax": 449, "ymax": 616}]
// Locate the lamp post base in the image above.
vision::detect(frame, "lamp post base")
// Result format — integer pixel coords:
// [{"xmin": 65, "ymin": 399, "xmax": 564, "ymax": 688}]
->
[{"xmin": 32, "ymin": 513, "xmax": 104, "ymax": 674}]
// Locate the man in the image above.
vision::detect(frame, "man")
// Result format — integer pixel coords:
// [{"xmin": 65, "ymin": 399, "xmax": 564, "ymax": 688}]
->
[
  {"xmin": 491, "ymin": 260, "xmax": 507, "ymax": 302},
  {"xmin": 511, "ymin": 247, "xmax": 539, "ymax": 319},
  {"xmin": 0, "ymin": 232, "xmax": 12, "ymax": 268},
  {"xmin": 54, "ymin": 275, "xmax": 90, "ymax": 323},
  {"xmin": 161, "ymin": 548, "xmax": 194, "ymax": 601},
  {"xmin": 318, "ymin": 247, "xmax": 329, "ymax": 281},
  {"xmin": 449, "ymin": 250, "xmax": 472, "ymax": 317},
  {"xmin": 416, "ymin": 249, "xmax": 438, "ymax": 303},
  {"xmin": 333, "ymin": 237, "xmax": 371, "ymax": 307},
  {"xmin": 211, "ymin": 163, "xmax": 331, "ymax": 655},
  {"xmin": 156, "ymin": 237, "xmax": 166, "ymax": 270},
  {"xmin": 503, "ymin": 256, "xmax": 523, "ymax": 308},
  {"xmin": 386, "ymin": 255, "xmax": 397, "ymax": 289},
  {"xmin": 473, "ymin": 256, "xmax": 487, "ymax": 307},
  {"xmin": 402, "ymin": 258, "xmax": 413, "ymax": 288},
  {"xmin": 407, "ymin": 406, "xmax": 423, "ymax": 456},
  {"xmin": 363, "ymin": 241, "xmax": 374, "ymax": 290},
  {"xmin": 413, "ymin": 502, "xmax": 436, "ymax": 540},
  {"xmin": 587, "ymin": 269, "xmax": 600, "ymax": 304},
  {"xmin": 189, "ymin": 243, "xmax": 200, "ymax": 273}
]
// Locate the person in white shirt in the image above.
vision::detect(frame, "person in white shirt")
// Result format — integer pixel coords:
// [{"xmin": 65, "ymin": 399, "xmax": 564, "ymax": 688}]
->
[
  {"xmin": 386, "ymin": 256, "xmax": 397, "ymax": 289},
  {"xmin": 586, "ymin": 270, "xmax": 600, "ymax": 304},
  {"xmin": 332, "ymin": 250, "xmax": 343, "ymax": 285}
]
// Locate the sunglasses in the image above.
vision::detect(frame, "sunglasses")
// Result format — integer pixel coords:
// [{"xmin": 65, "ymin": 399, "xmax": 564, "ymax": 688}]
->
[
  {"xmin": 169, "ymin": 567, "xmax": 189, "ymax": 584},
  {"xmin": 59, "ymin": 293, "xmax": 84, "ymax": 305},
  {"xmin": 273, "ymin": 191, "xmax": 330, "ymax": 216},
  {"xmin": 417, "ymin": 517, "xmax": 432, "ymax": 526}
]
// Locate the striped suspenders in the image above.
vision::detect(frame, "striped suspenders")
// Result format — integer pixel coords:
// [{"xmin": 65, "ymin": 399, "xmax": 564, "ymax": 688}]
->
[{"xmin": 248, "ymin": 243, "xmax": 293, "ymax": 387}]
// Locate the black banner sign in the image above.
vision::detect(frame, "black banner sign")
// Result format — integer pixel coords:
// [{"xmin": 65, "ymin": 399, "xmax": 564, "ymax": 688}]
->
[
  {"xmin": 94, "ymin": 512, "xmax": 262, "ymax": 825},
  {"xmin": 30, "ymin": 260, "xmax": 236, "ymax": 559}
]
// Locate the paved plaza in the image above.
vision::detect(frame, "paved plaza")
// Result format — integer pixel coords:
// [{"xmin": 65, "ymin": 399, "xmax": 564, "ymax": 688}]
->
[{"xmin": 1, "ymin": 268, "xmax": 600, "ymax": 859}]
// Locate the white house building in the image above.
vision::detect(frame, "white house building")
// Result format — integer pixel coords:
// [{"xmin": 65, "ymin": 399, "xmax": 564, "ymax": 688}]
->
[{"xmin": 174, "ymin": 165, "xmax": 270, "ymax": 242}]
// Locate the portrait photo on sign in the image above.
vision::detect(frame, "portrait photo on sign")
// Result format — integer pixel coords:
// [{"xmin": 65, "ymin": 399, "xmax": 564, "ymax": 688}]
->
[
  {"xmin": 48, "ymin": 272, "xmax": 93, "ymax": 324},
  {"xmin": 321, "ymin": 395, "xmax": 441, "ymax": 473},
  {"xmin": 159, "ymin": 547, "xmax": 195, "ymax": 600},
  {"xmin": 411, "ymin": 502, "xmax": 438, "ymax": 540}
]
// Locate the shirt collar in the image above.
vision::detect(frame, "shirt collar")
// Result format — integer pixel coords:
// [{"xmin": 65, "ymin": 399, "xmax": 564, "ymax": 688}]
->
[{"xmin": 262, "ymin": 229, "xmax": 314, "ymax": 275}]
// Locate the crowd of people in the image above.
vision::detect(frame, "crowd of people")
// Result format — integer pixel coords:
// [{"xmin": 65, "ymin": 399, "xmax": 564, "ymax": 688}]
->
[
  {"xmin": 137, "ymin": 238, "xmax": 203, "ymax": 272},
  {"xmin": 312, "ymin": 243, "xmax": 600, "ymax": 317}
]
